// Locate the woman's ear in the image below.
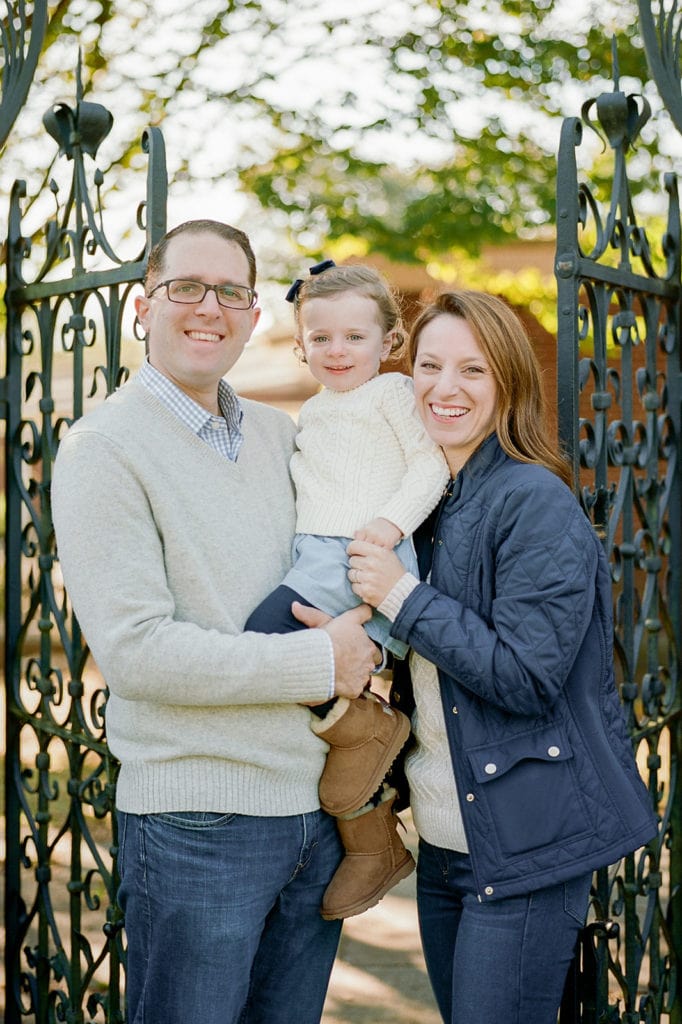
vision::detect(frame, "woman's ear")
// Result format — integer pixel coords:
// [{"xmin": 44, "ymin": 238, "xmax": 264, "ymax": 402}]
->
[{"xmin": 293, "ymin": 339, "xmax": 307, "ymax": 364}]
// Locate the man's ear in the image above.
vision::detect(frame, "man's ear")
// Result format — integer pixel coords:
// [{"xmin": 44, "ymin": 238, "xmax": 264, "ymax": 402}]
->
[{"xmin": 134, "ymin": 292, "xmax": 151, "ymax": 333}]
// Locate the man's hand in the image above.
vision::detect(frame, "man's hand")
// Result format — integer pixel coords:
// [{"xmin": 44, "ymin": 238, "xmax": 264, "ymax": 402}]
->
[
  {"xmin": 292, "ymin": 602, "xmax": 381, "ymax": 700},
  {"xmin": 354, "ymin": 517, "xmax": 402, "ymax": 549}
]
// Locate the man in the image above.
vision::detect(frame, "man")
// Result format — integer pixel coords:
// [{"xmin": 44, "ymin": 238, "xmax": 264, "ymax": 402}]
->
[{"xmin": 51, "ymin": 220, "xmax": 379, "ymax": 1024}]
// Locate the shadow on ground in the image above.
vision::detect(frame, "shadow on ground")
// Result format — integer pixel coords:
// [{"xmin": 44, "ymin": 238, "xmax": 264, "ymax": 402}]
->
[{"xmin": 322, "ymin": 815, "xmax": 441, "ymax": 1024}]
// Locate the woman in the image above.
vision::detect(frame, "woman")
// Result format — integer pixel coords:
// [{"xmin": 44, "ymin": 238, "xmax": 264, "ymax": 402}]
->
[{"xmin": 347, "ymin": 291, "xmax": 657, "ymax": 1024}]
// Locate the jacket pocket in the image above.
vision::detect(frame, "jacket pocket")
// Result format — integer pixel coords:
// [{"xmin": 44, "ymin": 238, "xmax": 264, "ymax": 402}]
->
[{"xmin": 467, "ymin": 724, "xmax": 592, "ymax": 857}]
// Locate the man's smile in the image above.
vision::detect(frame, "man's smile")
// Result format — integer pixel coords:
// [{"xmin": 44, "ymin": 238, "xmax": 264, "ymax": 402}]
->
[{"xmin": 186, "ymin": 330, "xmax": 223, "ymax": 343}]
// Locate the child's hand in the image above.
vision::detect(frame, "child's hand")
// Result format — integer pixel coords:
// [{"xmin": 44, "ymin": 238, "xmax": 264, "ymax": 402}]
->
[{"xmin": 355, "ymin": 517, "xmax": 402, "ymax": 549}]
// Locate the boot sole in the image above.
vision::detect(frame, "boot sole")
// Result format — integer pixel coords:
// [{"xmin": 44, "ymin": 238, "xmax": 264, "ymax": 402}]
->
[
  {"xmin": 320, "ymin": 853, "xmax": 416, "ymax": 921},
  {"xmin": 320, "ymin": 711, "xmax": 411, "ymax": 817}
]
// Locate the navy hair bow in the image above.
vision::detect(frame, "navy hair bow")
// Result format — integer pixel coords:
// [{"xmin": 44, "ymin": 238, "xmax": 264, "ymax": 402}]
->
[{"xmin": 285, "ymin": 259, "xmax": 336, "ymax": 303}]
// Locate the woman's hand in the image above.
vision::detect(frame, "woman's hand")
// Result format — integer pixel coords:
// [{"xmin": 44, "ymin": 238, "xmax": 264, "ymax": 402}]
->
[{"xmin": 347, "ymin": 538, "xmax": 408, "ymax": 608}]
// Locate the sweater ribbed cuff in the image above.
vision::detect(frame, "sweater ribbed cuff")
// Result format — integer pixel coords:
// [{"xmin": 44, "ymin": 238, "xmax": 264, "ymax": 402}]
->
[
  {"xmin": 321, "ymin": 630, "xmax": 335, "ymax": 699},
  {"xmin": 377, "ymin": 572, "xmax": 420, "ymax": 622}
]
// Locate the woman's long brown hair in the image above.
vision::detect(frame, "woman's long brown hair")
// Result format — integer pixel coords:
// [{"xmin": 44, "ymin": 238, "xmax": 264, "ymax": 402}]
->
[{"xmin": 407, "ymin": 291, "xmax": 572, "ymax": 486}]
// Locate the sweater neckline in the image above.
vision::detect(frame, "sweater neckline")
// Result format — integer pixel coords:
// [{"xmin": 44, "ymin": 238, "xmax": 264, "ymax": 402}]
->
[{"xmin": 319, "ymin": 371, "xmax": 400, "ymax": 398}]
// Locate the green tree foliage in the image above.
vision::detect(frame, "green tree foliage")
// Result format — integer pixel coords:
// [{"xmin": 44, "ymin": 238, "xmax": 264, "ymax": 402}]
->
[
  {"xmin": 234, "ymin": 0, "xmax": 661, "ymax": 265},
  {"xmin": 1, "ymin": 0, "xmax": 664, "ymax": 273}
]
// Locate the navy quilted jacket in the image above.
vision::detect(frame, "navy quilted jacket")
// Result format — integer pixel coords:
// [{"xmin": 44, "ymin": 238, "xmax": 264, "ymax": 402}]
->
[{"xmin": 391, "ymin": 434, "xmax": 657, "ymax": 902}]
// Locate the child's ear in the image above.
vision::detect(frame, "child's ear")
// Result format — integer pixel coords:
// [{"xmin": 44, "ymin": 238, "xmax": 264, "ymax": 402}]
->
[
  {"xmin": 293, "ymin": 339, "xmax": 307, "ymax": 364},
  {"xmin": 380, "ymin": 331, "xmax": 396, "ymax": 360}
]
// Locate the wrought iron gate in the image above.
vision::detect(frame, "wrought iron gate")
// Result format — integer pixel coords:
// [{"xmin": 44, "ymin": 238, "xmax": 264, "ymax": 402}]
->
[
  {"xmin": 2, "ymin": 73, "xmax": 168, "ymax": 1019},
  {"xmin": 1, "ymin": 15, "xmax": 680, "ymax": 1024},
  {"xmin": 555, "ymin": 42, "xmax": 681, "ymax": 1024}
]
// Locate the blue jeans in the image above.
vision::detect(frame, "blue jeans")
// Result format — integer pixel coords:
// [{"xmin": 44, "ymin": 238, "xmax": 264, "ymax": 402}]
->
[
  {"xmin": 416, "ymin": 839, "xmax": 592, "ymax": 1024},
  {"xmin": 117, "ymin": 809, "xmax": 344, "ymax": 1024}
]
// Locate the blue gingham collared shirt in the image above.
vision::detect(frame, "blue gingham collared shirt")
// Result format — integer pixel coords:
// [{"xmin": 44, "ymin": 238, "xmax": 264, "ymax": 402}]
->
[{"xmin": 138, "ymin": 359, "xmax": 244, "ymax": 461}]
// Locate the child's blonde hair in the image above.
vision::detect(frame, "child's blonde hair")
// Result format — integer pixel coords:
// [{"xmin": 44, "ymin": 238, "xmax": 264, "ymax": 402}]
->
[{"xmin": 289, "ymin": 263, "xmax": 405, "ymax": 355}]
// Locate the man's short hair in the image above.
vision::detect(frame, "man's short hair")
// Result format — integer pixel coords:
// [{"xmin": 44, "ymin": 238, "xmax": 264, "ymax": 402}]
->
[{"xmin": 145, "ymin": 220, "xmax": 257, "ymax": 289}]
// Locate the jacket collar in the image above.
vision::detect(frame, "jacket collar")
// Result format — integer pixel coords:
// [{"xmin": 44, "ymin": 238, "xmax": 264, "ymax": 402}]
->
[{"xmin": 449, "ymin": 433, "xmax": 505, "ymax": 503}]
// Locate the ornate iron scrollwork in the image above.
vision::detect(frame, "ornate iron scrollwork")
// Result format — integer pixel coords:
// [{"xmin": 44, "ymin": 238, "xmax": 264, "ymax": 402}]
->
[
  {"xmin": 3, "ymin": 57, "xmax": 167, "ymax": 1021},
  {"xmin": 556, "ymin": 39, "xmax": 680, "ymax": 1024},
  {"xmin": 639, "ymin": 0, "xmax": 682, "ymax": 136},
  {"xmin": 0, "ymin": 0, "xmax": 48, "ymax": 147}
]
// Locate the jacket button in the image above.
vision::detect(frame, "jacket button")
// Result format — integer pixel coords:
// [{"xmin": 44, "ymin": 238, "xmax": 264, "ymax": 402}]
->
[
  {"xmin": 484, "ymin": 886, "xmax": 494, "ymax": 896},
  {"xmin": 466, "ymin": 793, "xmax": 475, "ymax": 802},
  {"xmin": 548, "ymin": 746, "xmax": 561, "ymax": 757},
  {"xmin": 452, "ymin": 706, "xmax": 458, "ymax": 714},
  {"xmin": 484, "ymin": 763, "xmax": 497, "ymax": 775}
]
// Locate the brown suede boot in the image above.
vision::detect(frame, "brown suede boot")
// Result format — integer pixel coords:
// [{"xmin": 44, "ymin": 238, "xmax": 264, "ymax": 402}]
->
[
  {"xmin": 321, "ymin": 787, "xmax": 415, "ymax": 920},
  {"xmin": 311, "ymin": 691, "xmax": 411, "ymax": 816}
]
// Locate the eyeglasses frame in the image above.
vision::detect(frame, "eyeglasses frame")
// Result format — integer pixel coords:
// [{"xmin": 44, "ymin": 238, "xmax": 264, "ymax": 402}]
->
[{"xmin": 147, "ymin": 278, "xmax": 258, "ymax": 310}]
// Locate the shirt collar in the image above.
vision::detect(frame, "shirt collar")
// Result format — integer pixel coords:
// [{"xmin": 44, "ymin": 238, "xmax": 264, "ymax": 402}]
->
[{"xmin": 138, "ymin": 359, "xmax": 243, "ymax": 435}]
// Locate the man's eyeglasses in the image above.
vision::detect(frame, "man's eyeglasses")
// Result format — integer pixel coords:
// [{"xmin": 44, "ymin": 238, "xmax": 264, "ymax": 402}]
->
[{"xmin": 148, "ymin": 279, "xmax": 257, "ymax": 310}]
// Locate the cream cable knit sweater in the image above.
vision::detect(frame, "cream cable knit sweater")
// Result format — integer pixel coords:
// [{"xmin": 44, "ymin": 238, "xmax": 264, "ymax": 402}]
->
[
  {"xmin": 292, "ymin": 373, "xmax": 449, "ymax": 537},
  {"xmin": 406, "ymin": 653, "xmax": 469, "ymax": 852},
  {"xmin": 380, "ymin": 575, "xmax": 468, "ymax": 851},
  {"xmin": 51, "ymin": 377, "xmax": 334, "ymax": 816}
]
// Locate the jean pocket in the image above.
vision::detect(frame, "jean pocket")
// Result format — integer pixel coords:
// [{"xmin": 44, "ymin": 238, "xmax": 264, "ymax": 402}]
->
[
  {"xmin": 563, "ymin": 872, "xmax": 592, "ymax": 926},
  {"xmin": 153, "ymin": 811, "xmax": 236, "ymax": 830}
]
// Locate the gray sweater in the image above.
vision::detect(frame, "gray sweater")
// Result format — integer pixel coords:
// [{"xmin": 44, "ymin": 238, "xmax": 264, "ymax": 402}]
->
[{"xmin": 51, "ymin": 376, "xmax": 334, "ymax": 816}]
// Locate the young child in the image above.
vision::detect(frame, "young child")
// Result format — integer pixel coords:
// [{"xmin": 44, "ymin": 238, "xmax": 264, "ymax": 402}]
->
[{"xmin": 245, "ymin": 261, "xmax": 449, "ymax": 920}]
